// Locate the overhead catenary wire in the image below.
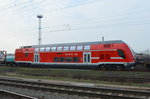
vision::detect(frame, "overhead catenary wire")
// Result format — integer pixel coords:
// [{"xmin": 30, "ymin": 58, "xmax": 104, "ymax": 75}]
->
[
  {"xmin": 0, "ymin": 0, "xmax": 149, "ymax": 34},
  {"xmin": 0, "ymin": 1, "xmax": 149, "ymax": 25},
  {"xmin": 0, "ymin": 0, "xmax": 149, "ymax": 28}
]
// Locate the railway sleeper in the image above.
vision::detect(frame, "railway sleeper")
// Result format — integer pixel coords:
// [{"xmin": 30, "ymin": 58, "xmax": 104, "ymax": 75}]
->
[
  {"xmin": 0, "ymin": 79, "xmax": 150, "ymax": 98},
  {"xmin": 0, "ymin": 81, "xmax": 149, "ymax": 99}
]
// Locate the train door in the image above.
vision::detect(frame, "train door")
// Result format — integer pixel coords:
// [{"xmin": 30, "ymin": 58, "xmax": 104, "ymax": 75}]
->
[
  {"xmin": 83, "ymin": 52, "xmax": 91, "ymax": 63},
  {"xmin": 34, "ymin": 53, "xmax": 39, "ymax": 62}
]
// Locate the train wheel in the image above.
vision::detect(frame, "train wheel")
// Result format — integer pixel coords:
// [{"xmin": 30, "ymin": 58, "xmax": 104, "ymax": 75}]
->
[
  {"xmin": 101, "ymin": 65, "xmax": 107, "ymax": 70},
  {"xmin": 98, "ymin": 65, "xmax": 106, "ymax": 70},
  {"xmin": 130, "ymin": 66, "xmax": 135, "ymax": 70},
  {"xmin": 116, "ymin": 66, "xmax": 122, "ymax": 71},
  {"xmin": 125, "ymin": 66, "xmax": 134, "ymax": 71}
]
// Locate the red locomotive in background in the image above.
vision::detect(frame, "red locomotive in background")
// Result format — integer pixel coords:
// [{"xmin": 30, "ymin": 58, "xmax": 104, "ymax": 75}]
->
[{"xmin": 15, "ymin": 40, "xmax": 136, "ymax": 70}]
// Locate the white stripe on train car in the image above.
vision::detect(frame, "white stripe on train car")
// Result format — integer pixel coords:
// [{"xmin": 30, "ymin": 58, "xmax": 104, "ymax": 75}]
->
[
  {"xmin": 91, "ymin": 57, "xmax": 99, "ymax": 59},
  {"xmin": 15, "ymin": 61, "xmax": 134, "ymax": 66},
  {"xmin": 110, "ymin": 57, "xmax": 123, "ymax": 59}
]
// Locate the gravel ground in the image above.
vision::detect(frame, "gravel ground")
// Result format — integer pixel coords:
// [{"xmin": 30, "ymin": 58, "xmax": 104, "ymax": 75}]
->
[{"xmin": 0, "ymin": 85, "xmax": 98, "ymax": 99}]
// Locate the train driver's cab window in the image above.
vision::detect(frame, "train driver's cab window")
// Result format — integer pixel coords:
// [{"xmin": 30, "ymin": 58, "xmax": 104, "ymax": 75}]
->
[
  {"xmin": 35, "ymin": 48, "xmax": 39, "ymax": 52},
  {"xmin": 63, "ymin": 46, "xmax": 69, "ymax": 51},
  {"xmin": 84, "ymin": 45, "xmax": 90, "ymax": 50},
  {"xmin": 40, "ymin": 47, "xmax": 45, "ymax": 52},
  {"xmin": 45, "ymin": 47, "xmax": 50, "ymax": 52},
  {"xmin": 77, "ymin": 45, "xmax": 83, "ymax": 50},
  {"xmin": 51, "ymin": 47, "xmax": 56, "ymax": 51},
  {"xmin": 57, "ymin": 46, "xmax": 62, "ymax": 51},
  {"xmin": 70, "ymin": 46, "xmax": 76, "ymax": 51},
  {"xmin": 117, "ymin": 49, "xmax": 125, "ymax": 59}
]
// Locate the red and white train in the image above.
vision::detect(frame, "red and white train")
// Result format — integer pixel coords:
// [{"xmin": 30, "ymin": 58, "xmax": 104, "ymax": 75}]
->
[{"xmin": 15, "ymin": 40, "xmax": 136, "ymax": 70}]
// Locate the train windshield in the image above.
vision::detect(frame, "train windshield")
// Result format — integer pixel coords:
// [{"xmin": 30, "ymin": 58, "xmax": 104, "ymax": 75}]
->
[
  {"xmin": 117, "ymin": 49, "xmax": 125, "ymax": 59},
  {"xmin": 128, "ymin": 46, "xmax": 136, "ymax": 58}
]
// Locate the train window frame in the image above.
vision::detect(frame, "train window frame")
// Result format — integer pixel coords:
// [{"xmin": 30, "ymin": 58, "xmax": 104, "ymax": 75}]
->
[
  {"xmin": 63, "ymin": 46, "xmax": 69, "ymax": 51},
  {"xmin": 54, "ymin": 57, "xmax": 59, "ymax": 62},
  {"xmin": 35, "ymin": 48, "xmax": 39, "ymax": 52},
  {"xmin": 77, "ymin": 45, "xmax": 83, "ymax": 50},
  {"xmin": 66, "ymin": 57, "xmax": 72, "ymax": 62},
  {"xmin": 57, "ymin": 46, "xmax": 63, "ymax": 51},
  {"xmin": 70, "ymin": 46, "xmax": 76, "ymax": 51},
  {"xmin": 51, "ymin": 47, "xmax": 56, "ymax": 51},
  {"xmin": 60, "ymin": 57, "xmax": 65, "ymax": 62},
  {"xmin": 117, "ymin": 49, "xmax": 126, "ymax": 59},
  {"xmin": 45, "ymin": 47, "xmax": 51, "ymax": 52},
  {"xmin": 73, "ymin": 57, "xmax": 80, "ymax": 62},
  {"xmin": 40, "ymin": 47, "xmax": 45, "ymax": 52},
  {"xmin": 84, "ymin": 45, "xmax": 90, "ymax": 50}
]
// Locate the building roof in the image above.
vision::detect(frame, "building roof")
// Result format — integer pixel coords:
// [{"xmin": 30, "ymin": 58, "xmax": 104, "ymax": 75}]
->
[{"xmin": 29, "ymin": 40, "xmax": 125, "ymax": 48}]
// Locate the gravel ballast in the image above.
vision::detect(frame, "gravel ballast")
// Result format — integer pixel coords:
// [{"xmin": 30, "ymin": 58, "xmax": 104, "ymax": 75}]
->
[{"xmin": 0, "ymin": 85, "xmax": 97, "ymax": 99}]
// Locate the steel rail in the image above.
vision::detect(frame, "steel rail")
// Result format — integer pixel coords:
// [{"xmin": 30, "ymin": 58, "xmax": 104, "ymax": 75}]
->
[
  {"xmin": 0, "ymin": 89, "xmax": 38, "ymax": 99},
  {"xmin": 0, "ymin": 78, "xmax": 150, "ymax": 99}
]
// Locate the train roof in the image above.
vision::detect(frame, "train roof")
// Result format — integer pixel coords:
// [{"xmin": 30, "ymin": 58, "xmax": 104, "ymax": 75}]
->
[{"xmin": 29, "ymin": 40, "xmax": 125, "ymax": 48}]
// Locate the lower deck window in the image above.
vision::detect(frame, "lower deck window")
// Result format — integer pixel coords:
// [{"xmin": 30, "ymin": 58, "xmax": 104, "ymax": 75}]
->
[
  {"xmin": 66, "ymin": 57, "xmax": 72, "ymax": 62},
  {"xmin": 60, "ymin": 57, "xmax": 65, "ymax": 62},
  {"xmin": 54, "ymin": 57, "xmax": 80, "ymax": 62},
  {"xmin": 54, "ymin": 57, "xmax": 59, "ymax": 62},
  {"xmin": 73, "ymin": 57, "xmax": 80, "ymax": 62}
]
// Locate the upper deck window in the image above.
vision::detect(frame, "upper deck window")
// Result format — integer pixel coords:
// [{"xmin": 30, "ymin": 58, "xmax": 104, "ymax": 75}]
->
[
  {"xmin": 35, "ymin": 48, "xmax": 39, "ymax": 52},
  {"xmin": 45, "ymin": 47, "xmax": 50, "ymax": 52},
  {"xmin": 70, "ymin": 46, "xmax": 76, "ymax": 51},
  {"xmin": 57, "ymin": 46, "xmax": 63, "ymax": 51},
  {"xmin": 63, "ymin": 46, "xmax": 69, "ymax": 51},
  {"xmin": 51, "ymin": 47, "xmax": 56, "ymax": 51},
  {"xmin": 84, "ymin": 45, "xmax": 90, "ymax": 50},
  {"xmin": 77, "ymin": 45, "xmax": 83, "ymax": 50},
  {"xmin": 40, "ymin": 47, "xmax": 45, "ymax": 52}
]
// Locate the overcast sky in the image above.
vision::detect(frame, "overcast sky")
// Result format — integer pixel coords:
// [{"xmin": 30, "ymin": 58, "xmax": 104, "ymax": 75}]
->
[{"xmin": 0, "ymin": 0, "xmax": 149, "ymax": 53}]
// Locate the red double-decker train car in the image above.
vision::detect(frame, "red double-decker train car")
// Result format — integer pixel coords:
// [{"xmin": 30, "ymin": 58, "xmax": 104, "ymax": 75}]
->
[{"xmin": 15, "ymin": 40, "xmax": 135, "ymax": 70}]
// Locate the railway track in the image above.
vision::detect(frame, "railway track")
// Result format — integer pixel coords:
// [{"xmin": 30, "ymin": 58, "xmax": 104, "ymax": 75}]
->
[
  {"xmin": 1, "ymin": 64, "xmax": 150, "ymax": 72},
  {"xmin": 0, "ymin": 78, "xmax": 149, "ymax": 99},
  {"xmin": 72, "ymin": 76, "xmax": 150, "ymax": 83},
  {"xmin": 0, "ymin": 89, "xmax": 37, "ymax": 99}
]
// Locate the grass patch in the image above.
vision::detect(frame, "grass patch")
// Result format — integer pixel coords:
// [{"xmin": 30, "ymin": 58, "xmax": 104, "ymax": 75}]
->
[
  {"xmin": 1, "ymin": 73, "xmax": 150, "ymax": 88},
  {"xmin": 0, "ymin": 66, "xmax": 150, "ymax": 87}
]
